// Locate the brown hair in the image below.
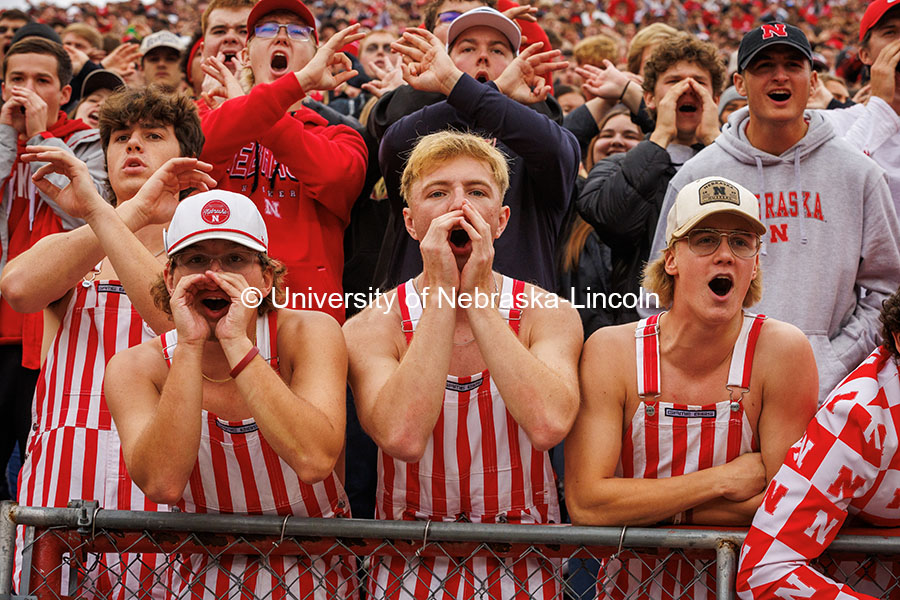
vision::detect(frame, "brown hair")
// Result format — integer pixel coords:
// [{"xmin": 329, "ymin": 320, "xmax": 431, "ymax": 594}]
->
[
  {"xmin": 642, "ymin": 32, "xmax": 726, "ymax": 98},
  {"xmin": 422, "ymin": 0, "xmax": 497, "ymax": 32},
  {"xmin": 625, "ymin": 22, "xmax": 678, "ymax": 74},
  {"xmin": 573, "ymin": 34, "xmax": 618, "ymax": 67},
  {"xmin": 401, "ymin": 130, "xmax": 509, "ymax": 204},
  {"xmin": 99, "ymin": 85, "xmax": 204, "ymax": 160},
  {"xmin": 62, "ymin": 23, "xmax": 103, "ymax": 50},
  {"xmin": 880, "ymin": 287, "xmax": 900, "ymax": 358},
  {"xmin": 642, "ymin": 245, "xmax": 763, "ymax": 308},
  {"xmin": 3, "ymin": 37, "xmax": 72, "ymax": 87},
  {"xmin": 151, "ymin": 254, "xmax": 287, "ymax": 316},
  {"xmin": 201, "ymin": 0, "xmax": 257, "ymax": 36}
]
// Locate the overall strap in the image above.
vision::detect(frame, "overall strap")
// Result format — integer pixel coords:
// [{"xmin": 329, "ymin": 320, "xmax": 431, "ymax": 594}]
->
[
  {"xmin": 397, "ymin": 279, "xmax": 418, "ymax": 346},
  {"xmin": 635, "ymin": 313, "xmax": 663, "ymax": 397},
  {"xmin": 726, "ymin": 313, "xmax": 767, "ymax": 399},
  {"xmin": 161, "ymin": 329, "xmax": 178, "ymax": 366}
]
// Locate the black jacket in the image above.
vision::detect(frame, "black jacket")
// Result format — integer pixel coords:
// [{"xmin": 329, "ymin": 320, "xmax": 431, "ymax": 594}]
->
[
  {"xmin": 577, "ymin": 139, "xmax": 677, "ymax": 323},
  {"xmin": 377, "ymin": 74, "xmax": 580, "ymax": 291}
]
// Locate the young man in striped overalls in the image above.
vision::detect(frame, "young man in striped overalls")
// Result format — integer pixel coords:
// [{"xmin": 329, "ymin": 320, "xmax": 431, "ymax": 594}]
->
[
  {"xmin": 345, "ymin": 130, "xmax": 583, "ymax": 599},
  {"xmin": 567, "ymin": 176, "xmax": 819, "ymax": 599}
]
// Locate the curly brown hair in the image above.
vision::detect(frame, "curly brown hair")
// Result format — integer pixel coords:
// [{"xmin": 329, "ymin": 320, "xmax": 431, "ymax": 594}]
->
[
  {"xmin": 151, "ymin": 254, "xmax": 288, "ymax": 317},
  {"xmin": 880, "ymin": 287, "xmax": 900, "ymax": 358},
  {"xmin": 642, "ymin": 32, "xmax": 727, "ymax": 99}
]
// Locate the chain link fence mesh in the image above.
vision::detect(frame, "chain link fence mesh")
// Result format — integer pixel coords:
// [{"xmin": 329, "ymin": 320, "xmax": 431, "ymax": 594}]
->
[{"xmin": 3, "ymin": 504, "xmax": 899, "ymax": 600}]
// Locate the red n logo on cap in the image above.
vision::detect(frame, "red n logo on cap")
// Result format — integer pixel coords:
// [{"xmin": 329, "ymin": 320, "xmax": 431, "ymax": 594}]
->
[
  {"xmin": 761, "ymin": 23, "xmax": 788, "ymax": 39},
  {"xmin": 201, "ymin": 200, "xmax": 230, "ymax": 225}
]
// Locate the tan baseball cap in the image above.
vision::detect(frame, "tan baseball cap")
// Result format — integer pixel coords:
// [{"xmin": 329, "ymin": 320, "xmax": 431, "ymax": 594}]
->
[{"xmin": 665, "ymin": 176, "xmax": 766, "ymax": 244}]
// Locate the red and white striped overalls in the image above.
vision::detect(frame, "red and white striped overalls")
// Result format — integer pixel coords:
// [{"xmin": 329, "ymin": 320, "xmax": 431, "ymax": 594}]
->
[
  {"xmin": 599, "ymin": 312, "xmax": 765, "ymax": 600},
  {"xmin": 370, "ymin": 276, "xmax": 561, "ymax": 600},
  {"xmin": 16, "ymin": 279, "xmax": 165, "ymax": 599},
  {"xmin": 161, "ymin": 312, "xmax": 354, "ymax": 600}
]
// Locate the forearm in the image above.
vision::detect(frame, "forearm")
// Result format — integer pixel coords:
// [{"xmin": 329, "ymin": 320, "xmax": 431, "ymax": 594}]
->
[
  {"xmin": 467, "ymin": 305, "xmax": 577, "ymax": 451},
  {"xmin": 363, "ymin": 303, "xmax": 455, "ymax": 462},
  {"xmin": 690, "ymin": 493, "xmax": 763, "ymax": 526},
  {"xmin": 567, "ymin": 467, "xmax": 729, "ymax": 526},
  {"xmin": 128, "ymin": 344, "xmax": 204, "ymax": 504},
  {"xmin": 1, "ymin": 224, "xmax": 109, "ymax": 312},
  {"xmin": 84, "ymin": 202, "xmax": 170, "ymax": 333},
  {"xmin": 224, "ymin": 337, "xmax": 343, "ymax": 483}
]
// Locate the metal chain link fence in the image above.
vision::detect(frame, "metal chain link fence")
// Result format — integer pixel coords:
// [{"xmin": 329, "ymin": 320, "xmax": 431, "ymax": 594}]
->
[{"xmin": 1, "ymin": 501, "xmax": 899, "ymax": 600}]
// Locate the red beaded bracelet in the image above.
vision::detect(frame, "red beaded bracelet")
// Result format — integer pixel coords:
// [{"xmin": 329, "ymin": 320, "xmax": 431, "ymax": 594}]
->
[{"xmin": 229, "ymin": 346, "xmax": 260, "ymax": 379}]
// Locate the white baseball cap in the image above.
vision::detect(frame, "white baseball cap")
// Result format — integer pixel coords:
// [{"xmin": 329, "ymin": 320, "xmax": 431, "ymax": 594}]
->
[
  {"xmin": 447, "ymin": 7, "xmax": 521, "ymax": 56},
  {"xmin": 139, "ymin": 31, "xmax": 186, "ymax": 57},
  {"xmin": 665, "ymin": 176, "xmax": 766, "ymax": 244},
  {"xmin": 164, "ymin": 191, "xmax": 268, "ymax": 257}
]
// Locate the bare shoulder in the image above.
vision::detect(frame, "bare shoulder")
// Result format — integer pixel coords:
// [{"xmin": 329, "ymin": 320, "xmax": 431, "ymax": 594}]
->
[
  {"xmin": 518, "ymin": 282, "xmax": 583, "ymax": 342},
  {"xmin": 105, "ymin": 338, "xmax": 167, "ymax": 390},
  {"xmin": 583, "ymin": 321, "xmax": 636, "ymax": 367},
  {"xmin": 754, "ymin": 316, "xmax": 814, "ymax": 362},
  {"xmin": 276, "ymin": 308, "xmax": 344, "ymax": 344},
  {"xmin": 342, "ymin": 287, "xmax": 404, "ymax": 359}
]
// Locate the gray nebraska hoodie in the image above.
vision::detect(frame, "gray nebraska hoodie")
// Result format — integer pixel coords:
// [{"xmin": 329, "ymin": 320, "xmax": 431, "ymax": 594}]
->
[{"xmin": 646, "ymin": 107, "xmax": 900, "ymax": 403}]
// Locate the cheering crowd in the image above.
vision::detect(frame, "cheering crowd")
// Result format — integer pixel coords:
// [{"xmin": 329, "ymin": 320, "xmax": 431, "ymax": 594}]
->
[{"xmin": 1, "ymin": 0, "xmax": 900, "ymax": 598}]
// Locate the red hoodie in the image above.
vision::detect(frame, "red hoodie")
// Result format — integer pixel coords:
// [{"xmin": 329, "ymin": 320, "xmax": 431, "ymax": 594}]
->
[
  {"xmin": 0, "ymin": 113, "xmax": 96, "ymax": 365},
  {"xmin": 201, "ymin": 75, "xmax": 368, "ymax": 324}
]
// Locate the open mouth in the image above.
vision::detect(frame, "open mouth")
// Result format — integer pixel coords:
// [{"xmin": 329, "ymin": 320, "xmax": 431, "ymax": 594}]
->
[
  {"xmin": 475, "ymin": 71, "xmax": 489, "ymax": 84},
  {"xmin": 271, "ymin": 51, "xmax": 288, "ymax": 72},
  {"xmin": 223, "ymin": 52, "xmax": 236, "ymax": 64},
  {"xmin": 677, "ymin": 102, "xmax": 698, "ymax": 113},
  {"xmin": 708, "ymin": 276, "xmax": 733, "ymax": 297},
  {"xmin": 768, "ymin": 90, "xmax": 791, "ymax": 102},
  {"xmin": 449, "ymin": 229, "xmax": 470, "ymax": 248},
  {"xmin": 202, "ymin": 298, "xmax": 230, "ymax": 311}
]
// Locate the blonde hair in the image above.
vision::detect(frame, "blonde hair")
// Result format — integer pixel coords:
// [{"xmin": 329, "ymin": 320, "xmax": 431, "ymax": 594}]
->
[
  {"xmin": 625, "ymin": 23, "xmax": 678, "ymax": 74},
  {"xmin": 642, "ymin": 245, "xmax": 763, "ymax": 308},
  {"xmin": 401, "ymin": 131, "xmax": 510, "ymax": 204},
  {"xmin": 573, "ymin": 34, "xmax": 618, "ymax": 67},
  {"xmin": 63, "ymin": 24, "xmax": 103, "ymax": 50}
]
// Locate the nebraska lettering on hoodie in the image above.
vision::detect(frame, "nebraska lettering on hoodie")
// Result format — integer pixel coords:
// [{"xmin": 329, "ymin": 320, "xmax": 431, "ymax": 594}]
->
[
  {"xmin": 201, "ymin": 75, "xmax": 368, "ymax": 324},
  {"xmin": 646, "ymin": 107, "xmax": 900, "ymax": 403}
]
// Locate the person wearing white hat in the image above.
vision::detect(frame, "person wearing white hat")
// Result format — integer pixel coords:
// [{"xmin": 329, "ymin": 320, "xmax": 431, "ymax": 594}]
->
[
  {"xmin": 377, "ymin": 6, "xmax": 578, "ymax": 296},
  {"xmin": 139, "ymin": 30, "xmax": 186, "ymax": 88},
  {"xmin": 104, "ymin": 189, "xmax": 353, "ymax": 599},
  {"xmin": 567, "ymin": 176, "xmax": 817, "ymax": 599}
]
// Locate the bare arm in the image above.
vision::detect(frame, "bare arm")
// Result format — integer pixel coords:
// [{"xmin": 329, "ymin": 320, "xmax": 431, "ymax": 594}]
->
[
  {"xmin": 211, "ymin": 272, "xmax": 348, "ymax": 483},
  {"xmin": 346, "ymin": 292, "xmax": 455, "ymax": 463},
  {"xmin": 105, "ymin": 339, "xmax": 203, "ymax": 505},
  {"xmin": 346, "ymin": 207, "xmax": 471, "ymax": 462},
  {"xmin": 1, "ymin": 150, "xmax": 214, "ymax": 333},
  {"xmin": 566, "ymin": 327, "xmax": 767, "ymax": 526}
]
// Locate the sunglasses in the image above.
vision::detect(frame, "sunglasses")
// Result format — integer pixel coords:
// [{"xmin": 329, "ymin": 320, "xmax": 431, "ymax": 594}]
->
[
  {"xmin": 437, "ymin": 11, "xmax": 462, "ymax": 23},
  {"xmin": 254, "ymin": 22, "xmax": 314, "ymax": 41},
  {"xmin": 0, "ymin": 26, "xmax": 21, "ymax": 35}
]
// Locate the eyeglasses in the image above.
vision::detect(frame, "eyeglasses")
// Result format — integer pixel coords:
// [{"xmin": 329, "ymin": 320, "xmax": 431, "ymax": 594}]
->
[
  {"xmin": 173, "ymin": 250, "xmax": 264, "ymax": 272},
  {"xmin": 437, "ymin": 11, "xmax": 462, "ymax": 23},
  {"xmin": 254, "ymin": 22, "xmax": 314, "ymax": 41},
  {"xmin": 0, "ymin": 26, "xmax": 20, "ymax": 35},
  {"xmin": 679, "ymin": 228, "xmax": 761, "ymax": 259}
]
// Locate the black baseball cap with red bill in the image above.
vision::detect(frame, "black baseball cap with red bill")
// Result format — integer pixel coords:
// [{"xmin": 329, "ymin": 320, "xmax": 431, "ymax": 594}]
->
[
  {"xmin": 737, "ymin": 22, "xmax": 813, "ymax": 72},
  {"xmin": 860, "ymin": 0, "xmax": 900, "ymax": 42},
  {"xmin": 246, "ymin": 0, "xmax": 318, "ymax": 43}
]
